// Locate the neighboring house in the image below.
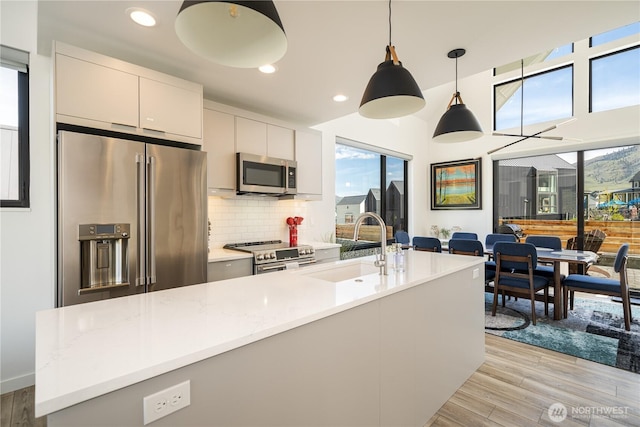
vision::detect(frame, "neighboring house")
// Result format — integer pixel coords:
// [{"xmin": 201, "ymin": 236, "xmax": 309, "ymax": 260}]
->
[
  {"xmin": 365, "ymin": 188, "xmax": 381, "ymax": 217},
  {"xmin": 498, "ymin": 155, "xmax": 577, "ymax": 220},
  {"xmin": 386, "ymin": 180, "xmax": 405, "ymax": 231},
  {"xmin": 335, "ymin": 195, "xmax": 366, "ymax": 224}
]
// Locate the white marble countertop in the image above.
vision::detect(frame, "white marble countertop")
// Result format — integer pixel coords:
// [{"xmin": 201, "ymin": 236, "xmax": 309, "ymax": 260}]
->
[
  {"xmin": 207, "ymin": 248, "xmax": 253, "ymax": 262},
  {"xmin": 35, "ymin": 251, "xmax": 484, "ymax": 417}
]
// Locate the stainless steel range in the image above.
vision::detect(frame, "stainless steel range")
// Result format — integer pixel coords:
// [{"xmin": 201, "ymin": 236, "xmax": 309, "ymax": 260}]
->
[{"xmin": 224, "ymin": 240, "xmax": 316, "ymax": 274}]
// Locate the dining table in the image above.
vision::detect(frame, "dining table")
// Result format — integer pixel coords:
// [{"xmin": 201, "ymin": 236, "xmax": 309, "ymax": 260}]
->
[{"xmin": 486, "ymin": 246, "xmax": 599, "ymax": 320}]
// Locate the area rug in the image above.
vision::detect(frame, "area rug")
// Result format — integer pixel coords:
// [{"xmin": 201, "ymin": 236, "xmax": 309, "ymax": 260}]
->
[{"xmin": 484, "ymin": 292, "xmax": 640, "ymax": 373}]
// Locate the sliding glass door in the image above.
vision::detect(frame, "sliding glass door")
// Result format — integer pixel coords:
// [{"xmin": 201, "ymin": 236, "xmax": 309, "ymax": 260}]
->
[{"xmin": 494, "ymin": 145, "xmax": 639, "ymax": 291}]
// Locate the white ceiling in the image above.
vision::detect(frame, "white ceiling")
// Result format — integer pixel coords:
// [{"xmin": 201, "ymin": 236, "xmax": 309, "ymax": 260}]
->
[{"xmin": 36, "ymin": 1, "xmax": 639, "ymax": 127}]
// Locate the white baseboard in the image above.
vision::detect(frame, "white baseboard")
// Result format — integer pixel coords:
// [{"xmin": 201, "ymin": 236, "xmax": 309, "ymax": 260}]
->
[{"xmin": 1, "ymin": 372, "xmax": 35, "ymax": 394}]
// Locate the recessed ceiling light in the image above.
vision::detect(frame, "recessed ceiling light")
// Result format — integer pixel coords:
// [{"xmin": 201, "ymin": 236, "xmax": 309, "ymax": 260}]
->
[
  {"xmin": 333, "ymin": 94, "xmax": 348, "ymax": 102},
  {"xmin": 127, "ymin": 8, "xmax": 157, "ymax": 27},
  {"xmin": 258, "ymin": 64, "xmax": 277, "ymax": 74}
]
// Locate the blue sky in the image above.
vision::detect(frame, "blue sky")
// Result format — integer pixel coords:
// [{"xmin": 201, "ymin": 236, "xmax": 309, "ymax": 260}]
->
[{"xmin": 335, "ymin": 144, "xmax": 405, "ymax": 197}]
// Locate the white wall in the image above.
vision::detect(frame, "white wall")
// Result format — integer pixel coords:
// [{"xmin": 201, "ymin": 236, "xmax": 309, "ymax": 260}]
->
[{"xmin": 1, "ymin": 1, "xmax": 55, "ymax": 393}]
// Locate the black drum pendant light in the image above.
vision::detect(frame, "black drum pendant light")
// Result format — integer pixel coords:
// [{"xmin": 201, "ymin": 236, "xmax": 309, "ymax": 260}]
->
[
  {"xmin": 175, "ymin": 1, "xmax": 287, "ymax": 68},
  {"xmin": 359, "ymin": 0, "xmax": 425, "ymax": 119},
  {"xmin": 433, "ymin": 48, "xmax": 483, "ymax": 142}
]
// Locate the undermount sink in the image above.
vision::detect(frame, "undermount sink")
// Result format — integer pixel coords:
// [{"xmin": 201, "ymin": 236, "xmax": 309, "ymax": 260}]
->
[{"xmin": 301, "ymin": 261, "xmax": 380, "ymax": 283}]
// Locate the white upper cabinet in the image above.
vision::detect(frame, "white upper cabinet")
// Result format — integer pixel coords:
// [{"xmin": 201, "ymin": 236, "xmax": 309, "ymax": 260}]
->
[
  {"xmin": 235, "ymin": 117, "xmax": 294, "ymax": 160},
  {"xmin": 235, "ymin": 117, "xmax": 267, "ymax": 156},
  {"xmin": 203, "ymin": 108, "xmax": 235, "ymax": 191},
  {"xmin": 54, "ymin": 42, "xmax": 203, "ymax": 145},
  {"xmin": 267, "ymin": 124, "xmax": 294, "ymax": 160},
  {"xmin": 56, "ymin": 54, "xmax": 138, "ymax": 128},
  {"xmin": 294, "ymin": 130, "xmax": 322, "ymax": 196},
  {"xmin": 139, "ymin": 78, "xmax": 202, "ymax": 139}
]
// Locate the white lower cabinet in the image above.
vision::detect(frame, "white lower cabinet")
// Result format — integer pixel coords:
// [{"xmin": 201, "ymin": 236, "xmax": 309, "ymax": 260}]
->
[{"xmin": 208, "ymin": 258, "xmax": 253, "ymax": 282}]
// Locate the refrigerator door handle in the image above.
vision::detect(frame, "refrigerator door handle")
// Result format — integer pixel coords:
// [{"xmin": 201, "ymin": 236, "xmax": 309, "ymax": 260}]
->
[
  {"xmin": 148, "ymin": 156, "xmax": 157, "ymax": 284},
  {"xmin": 136, "ymin": 153, "xmax": 146, "ymax": 286}
]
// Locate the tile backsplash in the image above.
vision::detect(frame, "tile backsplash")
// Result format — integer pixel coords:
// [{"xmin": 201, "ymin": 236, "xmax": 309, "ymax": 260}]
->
[{"xmin": 208, "ymin": 196, "xmax": 310, "ymax": 248}]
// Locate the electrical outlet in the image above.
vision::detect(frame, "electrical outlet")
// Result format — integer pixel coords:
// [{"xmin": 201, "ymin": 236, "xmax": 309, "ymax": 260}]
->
[{"xmin": 143, "ymin": 380, "xmax": 191, "ymax": 425}]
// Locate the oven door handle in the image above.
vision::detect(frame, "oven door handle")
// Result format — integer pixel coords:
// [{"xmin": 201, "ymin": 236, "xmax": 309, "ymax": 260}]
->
[{"xmin": 259, "ymin": 259, "xmax": 316, "ymax": 272}]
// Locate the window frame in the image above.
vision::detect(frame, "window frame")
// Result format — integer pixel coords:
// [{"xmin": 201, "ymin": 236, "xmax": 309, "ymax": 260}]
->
[
  {"xmin": 334, "ymin": 139, "xmax": 410, "ymax": 235},
  {"xmin": 1, "ymin": 65, "xmax": 29, "ymax": 208},
  {"xmin": 493, "ymin": 64, "xmax": 574, "ymax": 132}
]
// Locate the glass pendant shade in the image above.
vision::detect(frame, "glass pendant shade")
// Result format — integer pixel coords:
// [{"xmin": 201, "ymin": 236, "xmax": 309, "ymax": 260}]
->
[
  {"xmin": 432, "ymin": 104, "xmax": 483, "ymax": 142},
  {"xmin": 175, "ymin": 0, "xmax": 287, "ymax": 68},
  {"xmin": 359, "ymin": 58, "xmax": 425, "ymax": 119}
]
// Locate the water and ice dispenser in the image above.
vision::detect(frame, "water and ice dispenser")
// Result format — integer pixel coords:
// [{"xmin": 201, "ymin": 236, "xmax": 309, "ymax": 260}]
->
[{"xmin": 78, "ymin": 224, "xmax": 130, "ymax": 294}]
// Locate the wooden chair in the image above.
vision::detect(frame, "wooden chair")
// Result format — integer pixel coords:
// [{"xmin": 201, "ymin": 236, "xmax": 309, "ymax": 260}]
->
[
  {"xmin": 412, "ymin": 236, "xmax": 441, "ymax": 252},
  {"xmin": 562, "ymin": 244, "xmax": 632, "ymax": 331},
  {"xmin": 492, "ymin": 242, "xmax": 550, "ymax": 325},
  {"xmin": 566, "ymin": 229, "xmax": 606, "ymax": 275}
]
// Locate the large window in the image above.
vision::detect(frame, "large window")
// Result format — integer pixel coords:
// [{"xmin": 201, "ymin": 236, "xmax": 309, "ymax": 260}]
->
[
  {"xmin": 335, "ymin": 139, "xmax": 409, "ymax": 238},
  {"xmin": 494, "ymin": 65, "xmax": 573, "ymax": 131},
  {"xmin": 494, "ymin": 146, "xmax": 640, "ymax": 291},
  {"xmin": 590, "ymin": 46, "xmax": 640, "ymax": 113},
  {"xmin": 1, "ymin": 45, "xmax": 29, "ymax": 208}
]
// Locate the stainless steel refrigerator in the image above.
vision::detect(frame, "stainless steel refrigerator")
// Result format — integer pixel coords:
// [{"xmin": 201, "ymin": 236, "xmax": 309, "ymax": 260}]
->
[{"xmin": 57, "ymin": 130, "xmax": 207, "ymax": 307}]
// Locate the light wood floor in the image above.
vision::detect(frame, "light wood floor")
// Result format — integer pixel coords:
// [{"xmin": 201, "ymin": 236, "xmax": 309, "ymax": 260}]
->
[
  {"xmin": 1, "ymin": 385, "xmax": 45, "ymax": 427},
  {"xmin": 1, "ymin": 334, "xmax": 638, "ymax": 427},
  {"xmin": 426, "ymin": 334, "xmax": 640, "ymax": 427}
]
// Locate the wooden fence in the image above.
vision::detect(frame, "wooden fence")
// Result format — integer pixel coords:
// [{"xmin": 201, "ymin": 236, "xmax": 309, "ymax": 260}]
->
[
  {"xmin": 505, "ymin": 219, "xmax": 640, "ymax": 255},
  {"xmin": 336, "ymin": 224, "xmax": 393, "ymax": 242}
]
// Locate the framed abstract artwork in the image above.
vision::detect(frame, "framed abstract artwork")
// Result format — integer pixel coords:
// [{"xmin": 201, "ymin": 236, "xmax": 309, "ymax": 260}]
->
[{"xmin": 431, "ymin": 158, "xmax": 482, "ymax": 210}]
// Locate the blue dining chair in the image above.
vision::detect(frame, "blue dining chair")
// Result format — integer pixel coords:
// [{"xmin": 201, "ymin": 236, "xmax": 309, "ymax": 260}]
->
[
  {"xmin": 523, "ymin": 235, "xmax": 565, "ymax": 285},
  {"xmin": 413, "ymin": 236, "xmax": 441, "ymax": 252},
  {"xmin": 448, "ymin": 239, "xmax": 495, "ymax": 283},
  {"xmin": 394, "ymin": 230, "xmax": 410, "ymax": 245},
  {"xmin": 485, "ymin": 234, "xmax": 518, "ymax": 271},
  {"xmin": 492, "ymin": 242, "xmax": 550, "ymax": 325},
  {"xmin": 525, "ymin": 235, "xmax": 562, "ymax": 250},
  {"xmin": 562, "ymin": 244, "xmax": 632, "ymax": 331},
  {"xmin": 485, "ymin": 233, "xmax": 517, "ymax": 253},
  {"xmin": 448, "ymin": 239, "xmax": 483, "ymax": 256},
  {"xmin": 451, "ymin": 232, "xmax": 478, "ymax": 240}
]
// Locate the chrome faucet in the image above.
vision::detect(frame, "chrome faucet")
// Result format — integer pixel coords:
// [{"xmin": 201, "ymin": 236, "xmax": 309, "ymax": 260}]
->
[{"xmin": 353, "ymin": 212, "xmax": 388, "ymax": 275}]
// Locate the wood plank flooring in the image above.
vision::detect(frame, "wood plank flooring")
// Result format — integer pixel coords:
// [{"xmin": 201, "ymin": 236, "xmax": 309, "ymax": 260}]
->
[
  {"xmin": 0, "ymin": 386, "xmax": 45, "ymax": 427},
  {"xmin": 1, "ymin": 334, "xmax": 637, "ymax": 427},
  {"xmin": 426, "ymin": 334, "xmax": 640, "ymax": 427}
]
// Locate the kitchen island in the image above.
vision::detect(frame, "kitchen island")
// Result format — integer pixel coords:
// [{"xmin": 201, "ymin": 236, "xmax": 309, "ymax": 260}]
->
[{"xmin": 36, "ymin": 250, "xmax": 485, "ymax": 426}]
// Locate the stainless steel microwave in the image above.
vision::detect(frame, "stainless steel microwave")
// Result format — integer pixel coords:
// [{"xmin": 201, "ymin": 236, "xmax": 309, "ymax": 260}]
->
[{"xmin": 236, "ymin": 152, "xmax": 297, "ymax": 196}]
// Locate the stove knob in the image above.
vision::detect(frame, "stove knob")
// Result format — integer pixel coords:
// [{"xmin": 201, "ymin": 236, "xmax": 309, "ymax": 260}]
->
[
  {"xmin": 299, "ymin": 249, "xmax": 306, "ymax": 255},
  {"xmin": 256, "ymin": 254, "xmax": 264, "ymax": 261},
  {"xmin": 308, "ymin": 248, "xmax": 315, "ymax": 254}
]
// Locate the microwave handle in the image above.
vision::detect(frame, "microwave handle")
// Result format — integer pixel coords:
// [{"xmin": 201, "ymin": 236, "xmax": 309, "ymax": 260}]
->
[{"xmin": 285, "ymin": 164, "xmax": 295, "ymax": 193}]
